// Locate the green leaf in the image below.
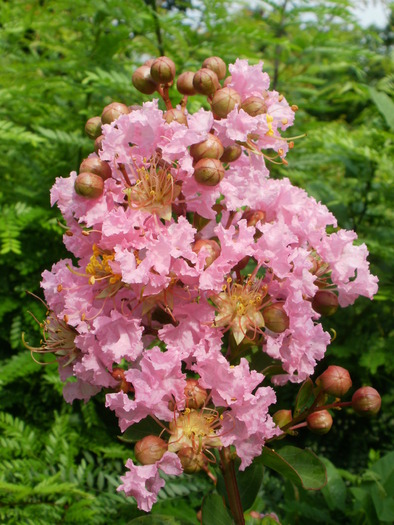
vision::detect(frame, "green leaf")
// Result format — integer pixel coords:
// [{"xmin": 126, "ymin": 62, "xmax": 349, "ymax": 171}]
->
[
  {"xmin": 294, "ymin": 378, "xmax": 315, "ymax": 416},
  {"xmin": 321, "ymin": 457, "xmax": 347, "ymax": 511},
  {"xmin": 118, "ymin": 417, "xmax": 164, "ymax": 443},
  {"xmin": 369, "ymin": 87, "xmax": 394, "ymax": 131},
  {"xmin": 237, "ymin": 461, "xmax": 264, "ymax": 511},
  {"xmin": 261, "ymin": 446, "xmax": 327, "ymax": 490},
  {"xmin": 201, "ymin": 493, "xmax": 234, "ymax": 525}
]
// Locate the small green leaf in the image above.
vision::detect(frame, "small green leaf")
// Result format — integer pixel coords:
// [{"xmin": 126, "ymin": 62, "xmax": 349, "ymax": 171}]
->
[
  {"xmin": 118, "ymin": 417, "xmax": 164, "ymax": 443},
  {"xmin": 321, "ymin": 457, "xmax": 347, "ymax": 511},
  {"xmin": 294, "ymin": 378, "xmax": 315, "ymax": 416},
  {"xmin": 237, "ymin": 461, "xmax": 264, "ymax": 511},
  {"xmin": 261, "ymin": 446, "xmax": 327, "ymax": 490},
  {"xmin": 202, "ymin": 493, "xmax": 234, "ymax": 525},
  {"xmin": 369, "ymin": 87, "xmax": 394, "ymax": 131}
]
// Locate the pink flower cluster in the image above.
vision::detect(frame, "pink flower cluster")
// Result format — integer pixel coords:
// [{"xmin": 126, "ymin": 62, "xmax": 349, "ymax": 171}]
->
[{"xmin": 37, "ymin": 58, "xmax": 377, "ymax": 511}]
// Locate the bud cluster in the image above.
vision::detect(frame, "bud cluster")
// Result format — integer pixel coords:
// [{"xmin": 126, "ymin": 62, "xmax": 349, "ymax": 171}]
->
[{"xmin": 31, "ymin": 54, "xmax": 378, "ymax": 512}]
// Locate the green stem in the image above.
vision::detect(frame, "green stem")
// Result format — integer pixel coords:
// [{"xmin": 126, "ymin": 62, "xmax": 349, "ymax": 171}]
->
[{"xmin": 219, "ymin": 447, "xmax": 245, "ymax": 525}]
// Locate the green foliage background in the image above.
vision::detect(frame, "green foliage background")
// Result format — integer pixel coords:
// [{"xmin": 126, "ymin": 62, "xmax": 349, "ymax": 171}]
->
[{"xmin": 0, "ymin": 1, "xmax": 393, "ymax": 523}]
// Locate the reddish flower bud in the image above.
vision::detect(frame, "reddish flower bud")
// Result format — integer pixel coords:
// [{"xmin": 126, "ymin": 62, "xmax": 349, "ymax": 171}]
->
[
  {"xmin": 111, "ymin": 368, "xmax": 132, "ymax": 393},
  {"xmin": 263, "ymin": 302, "xmax": 289, "ymax": 333},
  {"xmin": 74, "ymin": 172, "xmax": 104, "ymax": 199},
  {"xmin": 306, "ymin": 410, "xmax": 333, "ymax": 435},
  {"xmin": 223, "ymin": 76, "xmax": 232, "ymax": 87},
  {"xmin": 164, "ymin": 108, "xmax": 187, "ymax": 125},
  {"xmin": 79, "ymin": 157, "xmax": 112, "ymax": 181},
  {"xmin": 193, "ymin": 158, "xmax": 225, "ymax": 186},
  {"xmin": 190, "ymin": 133, "xmax": 224, "ymax": 161},
  {"xmin": 220, "ymin": 143, "xmax": 242, "ymax": 163},
  {"xmin": 273, "ymin": 409, "xmax": 292, "ymax": 429},
  {"xmin": 211, "ymin": 88, "xmax": 242, "ymax": 118},
  {"xmin": 143, "ymin": 58, "xmax": 155, "ymax": 67},
  {"xmin": 134, "ymin": 436, "xmax": 168, "ymax": 465},
  {"xmin": 177, "ymin": 447, "xmax": 206, "ymax": 473},
  {"xmin": 184, "ymin": 379, "xmax": 208, "ymax": 409},
  {"xmin": 242, "ymin": 209, "xmax": 266, "ymax": 227},
  {"xmin": 101, "ymin": 102, "xmax": 130, "ymax": 125},
  {"xmin": 84, "ymin": 116, "xmax": 102, "ymax": 140},
  {"xmin": 132, "ymin": 65, "xmax": 157, "ymax": 94},
  {"xmin": 192, "ymin": 239, "xmax": 221, "ymax": 268},
  {"xmin": 316, "ymin": 365, "xmax": 352, "ymax": 397},
  {"xmin": 312, "ymin": 290, "xmax": 339, "ymax": 316},
  {"xmin": 176, "ymin": 71, "xmax": 197, "ymax": 95},
  {"xmin": 352, "ymin": 387, "xmax": 381, "ymax": 417},
  {"xmin": 150, "ymin": 56, "xmax": 176, "ymax": 84},
  {"xmin": 241, "ymin": 95, "xmax": 268, "ymax": 116},
  {"xmin": 202, "ymin": 56, "xmax": 227, "ymax": 80},
  {"xmin": 193, "ymin": 68, "xmax": 220, "ymax": 95},
  {"xmin": 94, "ymin": 135, "xmax": 104, "ymax": 154}
]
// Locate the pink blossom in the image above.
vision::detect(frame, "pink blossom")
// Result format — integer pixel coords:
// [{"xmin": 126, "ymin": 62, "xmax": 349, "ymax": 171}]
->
[
  {"xmin": 228, "ymin": 59, "xmax": 270, "ymax": 97},
  {"xmin": 118, "ymin": 452, "xmax": 183, "ymax": 511}
]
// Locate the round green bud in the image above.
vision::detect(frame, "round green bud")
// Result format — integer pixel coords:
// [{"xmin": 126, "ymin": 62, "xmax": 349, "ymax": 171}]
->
[
  {"xmin": 193, "ymin": 158, "xmax": 225, "ymax": 186},
  {"xmin": 94, "ymin": 134, "xmax": 104, "ymax": 154},
  {"xmin": 193, "ymin": 68, "xmax": 220, "ymax": 96},
  {"xmin": 176, "ymin": 71, "xmax": 197, "ymax": 95},
  {"xmin": 316, "ymin": 365, "xmax": 352, "ymax": 397},
  {"xmin": 135, "ymin": 436, "xmax": 168, "ymax": 465},
  {"xmin": 132, "ymin": 65, "xmax": 157, "ymax": 94},
  {"xmin": 306, "ymin": 410, "xmax": 333, "ymax": 435},
  {"xmin": 164, "ymin": 108, "xmax": 188, "ymax": 125},
  {"xmin": 211, "ymin": 87, "xmax": 242, "ymax": 118},
  {"xmin": 312, "ymin": 290, "xmax": 339, "ymax": 316},
  {"xmin": 241, "ymin": 95, "xmax": 268, "ymax": 116},
  {"xmin": 74, "ymin": 172, "xmax": 104, "ymax": 199},
  {"xmin": 263, "ymin": 302, "xmax": 289, "ymax": 333},
  {"xmin": 220, "ymin": 143, "xmax": 242, "ymax": 163},
  {"xmin": 202, "ymin": 56, "xmax": 227, "ymax": 80},
  {"xmin": 101, "ymin": 102, "xmax": 130, "ymax": 125},
  {"xmin": 150, "ymin": 56, "xmax": 176, "ymax": 84},
  {"xmin": 84, "ymin": 116, "xmax": 102, "ymax": 140},
  {"xmin": 352, "ymin": 387, "xmax": 381, "ymax": 417},
  {"xmin": 79, "ymin": 157, "xmax": 112, "ymax": 181},
  {"xmin": 190, "ymin": 133, "xmax": 224, "ymax": 161}
]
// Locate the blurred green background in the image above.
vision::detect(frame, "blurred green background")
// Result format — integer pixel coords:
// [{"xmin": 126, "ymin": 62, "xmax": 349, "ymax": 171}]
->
[{"xmin": 0, "ymin": 1, "xmax": 393, "ymax": 523}]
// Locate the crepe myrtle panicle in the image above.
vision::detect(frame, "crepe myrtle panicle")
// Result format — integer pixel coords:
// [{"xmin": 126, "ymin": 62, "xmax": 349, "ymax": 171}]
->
[{"xmin": 25, "ymin": 55, "xmax": 380, "ymax": 515}]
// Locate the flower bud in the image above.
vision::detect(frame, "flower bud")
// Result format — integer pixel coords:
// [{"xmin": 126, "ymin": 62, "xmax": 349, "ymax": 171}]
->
[
  {"xmin": 134, "ymin": 436, "xmax": 168, "ymax": 465},
  {"xmin": 352, "ymin": 387, "xmax": 381, "ymax": 417},
  {"xmin": 74, "ymin": 172, "xmax": 104, "ymax": 199},
  {"xmin": 193, "ymin": 68, "xmax": 220, "ymax": 95},
  {"xmin": 164, "ymin": 108, "xmax": 188, "ymax": 125},
  {"xmin": 241, "ymin": 95, "xmax": 267, "ymax": 116},
  {"xmin": 263, "ymin": 303, "xmax": 289, "ymax": 333},
  {"xmin": 312, "ymin": 290, "xmax": 339, "ymax": 316},
  {"xmin": 220, "ymin": 143, "xmax": 242, "ymax": 163},
  {"xmin": 94, "ymin": 134, "xmax": 104, "ymax": 154},
  {"xmin": 192, "ymin": 239, "xmax": 220, "ymax": 268},
  {"xmin": 84, "ymin": 116, "xmax": 102, "ymax": 140},
  {"xmin": 184, "ymin": 379, "xmax": 208, "ymax": 409},
  {"xmin": 193, "ymin": 158, "xmax": 225, "ymax": 186},
  {"xmin": 211, "ymin": 88, "xmax": 242, "ymax": 118},
  {"xmin": 111, "ymin": 368, "xmax": 132, "ymax": 393},
  {"xmin": 306, "ymin": 410, "xmax": 333, "ymax": 435},
  {"xmin": 316, "ymin": 365, "xmax": 352, "ymax": 397},
  {"xmin": 176, "ymin": 71, "xmax": 197, "ymax": 95},
  {"xmin": 202, "ymin": 56, "xmax": 226, "ymax": 80},
  {"xmin": 150, "ymin": 56, "xmax": 176, "ymax": 84},
  {"xmin": 143, "ymin": 58, "xmax": 155, "ymax": 67},
  {"xmin": 177, "ymin": 447, "xmax": 205, "ymax": 473},
  {"xmin": 79, "ymin": 158, "xmax": 112, "ymax": 181},
  {"xmin": 101, "ymin": 102, "xmax": 130, "ymax": 125},
  {"xmin": 242, "ymin": 209, "xmax": 266, "ymax": 227},
  {"xmin": 132, "ymin": 65, "xmax": 157, "ymax": 94},
  {"xmin": 190, "ymin": 134, "xmax": 224, "ymax": 161},
  {"xmin": 223, "ymin": 76, "xmax": 232, "ymax": 87},
  {"xmin": 273, "ymin": 409, "xmax": 292, "ymax": 429}
]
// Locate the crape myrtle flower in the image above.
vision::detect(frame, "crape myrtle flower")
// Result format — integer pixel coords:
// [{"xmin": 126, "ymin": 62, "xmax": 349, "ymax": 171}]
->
[{"xmin": 35, "ymin": 56, "xmax": 378, "ymax": 511}]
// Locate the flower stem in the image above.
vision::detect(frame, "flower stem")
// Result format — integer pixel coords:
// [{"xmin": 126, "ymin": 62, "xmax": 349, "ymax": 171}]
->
[{"xmin": 219, "ymin": 447, "xmax": 245, "ymax": 525}]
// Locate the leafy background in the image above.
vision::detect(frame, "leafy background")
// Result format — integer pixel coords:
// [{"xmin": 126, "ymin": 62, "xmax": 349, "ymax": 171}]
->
[{"xmin": 0, "ymin": 1, "xmax": 393, "ymax": 523}]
